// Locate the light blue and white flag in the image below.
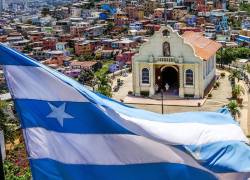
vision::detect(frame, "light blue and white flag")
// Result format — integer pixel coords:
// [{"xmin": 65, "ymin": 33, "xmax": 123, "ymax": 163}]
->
[{"xmin": 0, "ymin": 44, "xmax": 250, "ymax": 180}]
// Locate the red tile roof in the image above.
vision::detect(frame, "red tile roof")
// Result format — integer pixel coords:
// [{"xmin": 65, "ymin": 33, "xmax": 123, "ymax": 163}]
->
[{"xmin": 182, "ymin": 31, "xmax": 222, "ymax": 60}]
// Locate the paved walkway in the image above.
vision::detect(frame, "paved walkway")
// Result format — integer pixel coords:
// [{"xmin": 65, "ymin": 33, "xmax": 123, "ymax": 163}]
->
[
  {"xmin": 200, "ymin": 70, "xmax": 232, "ymax": 112},
  {"xmin": 238, "ymin": 80, "xmax": 250, "ymax": 136},
  {"xmin": 124, "ymin": 96, "xmax": 206, "ymax": 107},
  {"xmin": 248, "ymin": 92, "xmax": 250, "ymax": 137},
  {"xmin": 112, "ymin": 73, "xmax": 133, "ymax": 101}
]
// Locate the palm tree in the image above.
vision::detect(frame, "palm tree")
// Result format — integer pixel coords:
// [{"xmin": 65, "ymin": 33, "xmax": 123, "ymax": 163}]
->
[
  {"xmin": 228, "ymin": 69, "xmax": 241, "ymax": 83},
  {"xmin": 96, "ymin": 75, "xmax": 112, "ymax": 97},
  {"xmin": 232, "ymin": 84, "xmax": 245, "ymax": 99},
  {"xmin": 227, "ymin": 100, "xmax": 240, "ymax": 119}
]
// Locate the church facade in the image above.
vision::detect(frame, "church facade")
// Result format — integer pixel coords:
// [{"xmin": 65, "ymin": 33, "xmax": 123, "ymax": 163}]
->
[{"xmin": 132, "ymin": 26, "xmax": 222, "ymax": 98}]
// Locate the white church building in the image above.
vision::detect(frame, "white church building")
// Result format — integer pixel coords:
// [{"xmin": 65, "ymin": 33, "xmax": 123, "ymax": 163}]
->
[{"xmin": 132, "ymin": 26, "xmax": 222, "ymax": 98}]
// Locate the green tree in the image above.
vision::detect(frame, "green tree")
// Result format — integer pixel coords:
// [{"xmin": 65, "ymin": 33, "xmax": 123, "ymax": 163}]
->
[
  {"xmin": 229, "ymin": 69, "xmax": 242, "ymax": 82},
  {"xmin": 217, "ymin": 47, "xmax": 250, "ymax": 64},
  {"xmin": 78, "ymin": 70, "xmax": 94, "ymax": 85},
  {"xmin": 23, "ymin": 44, "xmax": 32, "ymax": 53},
  {"xmin": 240, "ymin": 2, "xmax": 250, "ymax": 15},
  {"xmin": 77, "ymin": 55, "xmax": 94, "ymax": 61},
  {"xmin": 96, "ymin": 75, "xmax": 112, "ymax": 97},
  {"xmin": 227, "ymin": 100, "xmax": 240, "ymax": 119}
]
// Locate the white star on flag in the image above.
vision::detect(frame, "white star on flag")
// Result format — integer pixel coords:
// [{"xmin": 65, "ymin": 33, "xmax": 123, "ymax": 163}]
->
[{"xmin": 47, "ymin": 103, "xmax": 74, "ymax": 127}]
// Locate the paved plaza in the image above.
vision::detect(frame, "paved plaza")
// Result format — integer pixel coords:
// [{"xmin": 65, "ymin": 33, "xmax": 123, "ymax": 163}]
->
[{"xmin": 112, "ymin": 70, "xmax": 232, "ymax": 113}]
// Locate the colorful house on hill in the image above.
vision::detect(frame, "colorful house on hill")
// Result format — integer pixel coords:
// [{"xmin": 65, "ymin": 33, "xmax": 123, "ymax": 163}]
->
[
  {"xmin": 153, "ymin": 8, "xmax": 164, "ymax": 20},
  {"xmin": 114, "ymin": 11, "xmax": 129, "ymax": 27},
  {"xmin": 125, "ymin": 6, "xmax": 144, "ymax": 21},
  {"xmin": 56, "ymin": 42, "xmax": 70, "ymax": 56},
  {"xmin": 70, "ymin": 61, "xmax": 101, "ymax": 71},
  {"xmin": 116, "ymin": 51, "xmax": 136, "ymax": 65},
  {"xmin": 42, "ymin": 51, "xmax": 66, "ymax": 67},
  {"xmin": 117, "ymin": 39, "xmax": 137, "ymax": 49},
  {"xmin": 42, "ymin": 37, "xmax": 57, "ymax": 50},
  {"xmin": 74, "ymin": 42, "xmax": 93, "ymax": 56},
  {"xmin": 129, "ymin": 22, "xmax": 143, "ymax": 31},
  {"xmin": 132, "ymin": 26, "xmax": 221, "ymax": 98}
]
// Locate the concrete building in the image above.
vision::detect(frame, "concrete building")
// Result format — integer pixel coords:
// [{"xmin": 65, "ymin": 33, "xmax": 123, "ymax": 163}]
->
[
  {"xmin": 74, "ymin": 42, "xmax": 93, "ymax": 56},
  {"xmin": 132, "ymin": 26, "xmax": 221, "ymax": 98},
  {"xmin": 125, "ymin": 6, "xmax": 144, "ymax": 21},
  {"xmin": 144, "ymin": 0, "xmax": 158, "ymax": 17},
  {"xmin": 0, "ymin": 0, "xmax": 3, "ymax": 14}
]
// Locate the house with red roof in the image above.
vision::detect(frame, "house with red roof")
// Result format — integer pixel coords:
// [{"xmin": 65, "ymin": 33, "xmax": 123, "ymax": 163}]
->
[
  {"xmin": 116, "ymin": 51, "xmax": 136, "ymax": 65},
  {"xmin": 70, "ymin": 61, "xmax": 101, "ymax": 72}
]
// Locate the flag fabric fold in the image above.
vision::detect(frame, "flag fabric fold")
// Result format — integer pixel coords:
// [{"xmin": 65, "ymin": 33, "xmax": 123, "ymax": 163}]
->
[{"xmin": 0, "ymin": 44, "xmax": 250, "ymax": 180}]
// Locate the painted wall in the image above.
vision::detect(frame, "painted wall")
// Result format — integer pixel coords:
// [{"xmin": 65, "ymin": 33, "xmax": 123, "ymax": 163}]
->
[{"xmin": 133, "ymin": 26, "xmax": 215, "ymax": 98}]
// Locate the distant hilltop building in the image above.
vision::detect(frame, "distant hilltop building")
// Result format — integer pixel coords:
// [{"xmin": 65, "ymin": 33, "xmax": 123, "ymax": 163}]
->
[
  {"xmin": 0, "ymin": 0, "xmax": 2, "ymax": 13},
  {"xmin": 0, "ymin": 0, "xmax": 5, "ymax": 12},
  {"xmin": 132, "ymin": 26, "xmax": 221, "ymax": 99}
]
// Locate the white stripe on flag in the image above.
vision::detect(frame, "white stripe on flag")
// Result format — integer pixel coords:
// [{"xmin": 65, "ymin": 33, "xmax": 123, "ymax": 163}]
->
[
  {"xmin": 24, "ymin": 127, "xmax": 249, "ymax": 180},
  {"xmin": 25, "ymin": 127, "xmax": 207, "ymax": 169},
  {"xmin": 25, "ymin": 128, "xmax": 250, "ymax": 180},
  {"xmin": 111, "ymin": 113, "xmax": 248, "ymax": 146},
  {"xmin": 4, "ymin": 65, "xmax": 87, "ymax": 102}
]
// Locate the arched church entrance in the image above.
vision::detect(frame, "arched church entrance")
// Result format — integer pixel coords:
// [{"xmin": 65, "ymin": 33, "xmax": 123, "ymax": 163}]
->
[{"xmin": 160, "ymin": 66, "xmax": 179, "ymax": 95}]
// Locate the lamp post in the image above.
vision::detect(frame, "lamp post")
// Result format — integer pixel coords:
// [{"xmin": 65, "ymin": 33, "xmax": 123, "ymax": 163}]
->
[
  {"xmin": 0, "ymin": 130, "xmax": 5, "ymax": 180},
  {"xmin": 220, "ymin": 46, "xmax": 223, "ymax": 68},
  {"xmin": 161, "ymin": 83, "xmax": 169, "ymax": 114},
  {"xmin": 161, "ymin": 88, "xmax": 164, "ymax": 114},
  {"xmin": 0, "ymin": 143, "xmax": 4, "ymax": 180}
]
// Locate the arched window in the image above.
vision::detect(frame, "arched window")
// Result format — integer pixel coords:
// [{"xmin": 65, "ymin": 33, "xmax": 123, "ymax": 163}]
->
[
  {"xmin": 185, "ymin": 69, "xmax": 194, "ymax": 85},
  {"xmin": 142, "ymin": 68, "xmax": 149, "ymax": 84}
]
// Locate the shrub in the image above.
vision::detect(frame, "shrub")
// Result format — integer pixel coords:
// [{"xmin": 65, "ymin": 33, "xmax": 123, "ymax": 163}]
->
[
  {"xmin": 220, "ymin": 72, "xmax": 226, "ymax": 77},
  {"xmin": 227, "ymin": 100, "xmax": 240, "ymax": 119},
  {"xmin": 140, "ymin": 91, "xmax": 149, "ymax": 97},
  {"xmin": 184, "ymin": 94, "xmax": 194, "ymax": 98},
  {"xmin": 208, "ymin": 93, "xmax": 212, "ymax": 98},
  {"xmin": 215, "ymin": 81, "xmax": 220, "ymax": 87},
  {"xmin": 128, "ymin": 91, "xmax": 133, "ymax": 95},
  {"xmin": 4, "ymin": 143, "xmax": 31, "ymax": 179},
  {"xmin": 232, "ymin": 84, "xmax": 245, "ymax": 99}
]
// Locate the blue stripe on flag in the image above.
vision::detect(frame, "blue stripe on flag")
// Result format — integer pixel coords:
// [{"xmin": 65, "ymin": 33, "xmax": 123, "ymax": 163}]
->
[
  {"xmin": 185, "ymin": 141, "xmax": 250, "ymax": 173},
  {"xmin": 30, "ymin": 159, "xmax": 218, "ymax": 180},
  {"xmin": 0, "ymin": 44, "xmax": 38, "ymax": 66},
  {"xmin": 15, "ymin": 99, "xmax": 133, "ymax": 134}
]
